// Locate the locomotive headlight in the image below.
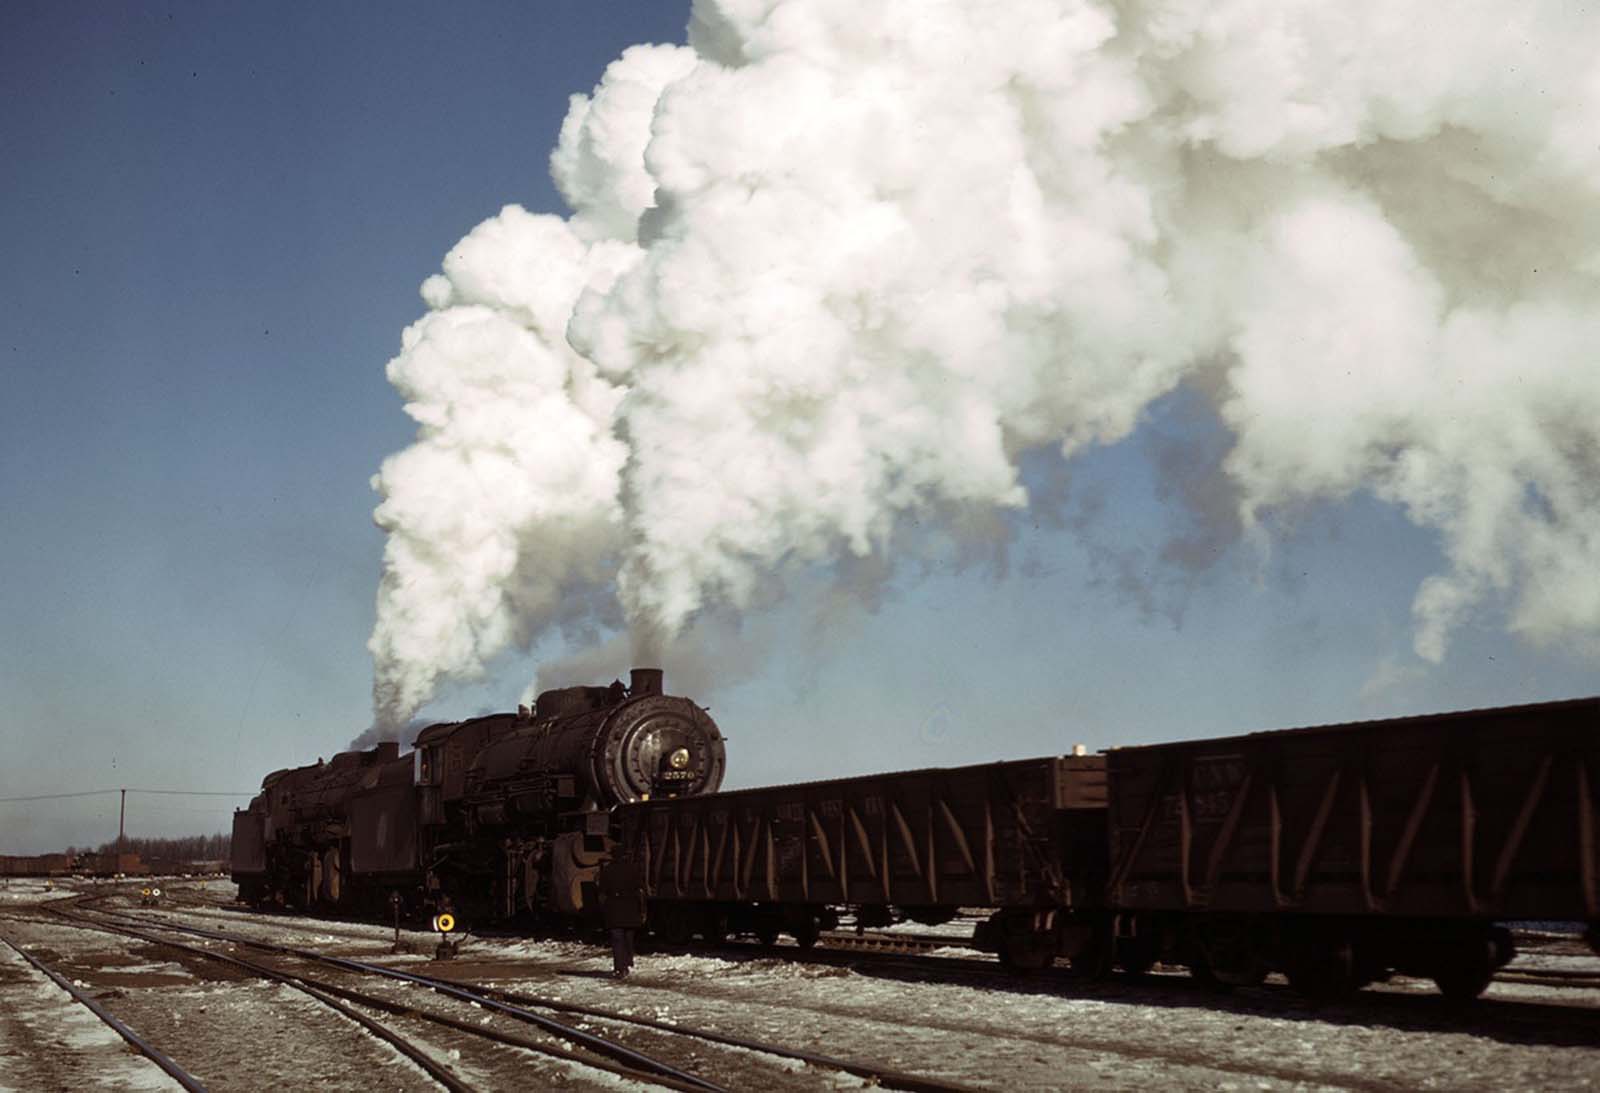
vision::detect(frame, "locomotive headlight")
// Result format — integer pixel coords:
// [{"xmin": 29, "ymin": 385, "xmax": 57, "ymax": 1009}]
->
[{"xmin": 669, "ymin": 747, "xmax": 690, "ymax": 770}]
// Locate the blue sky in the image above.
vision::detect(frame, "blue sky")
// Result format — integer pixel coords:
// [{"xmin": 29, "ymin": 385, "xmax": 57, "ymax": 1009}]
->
[{"xmin": 2, "ymin": 2, "xmax": 1591, "ymax": 853}]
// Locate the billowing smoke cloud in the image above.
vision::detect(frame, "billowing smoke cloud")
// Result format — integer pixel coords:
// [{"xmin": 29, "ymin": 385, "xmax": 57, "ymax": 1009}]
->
[{"xmin": 369, "ymin": 0, "xmax": 1600, "ymax": 729}]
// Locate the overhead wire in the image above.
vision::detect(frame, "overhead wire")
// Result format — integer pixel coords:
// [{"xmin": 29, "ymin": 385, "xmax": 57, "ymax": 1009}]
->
[{"xmin": 0, "ymin": 788, "xmax": 253, "ymax": 805}]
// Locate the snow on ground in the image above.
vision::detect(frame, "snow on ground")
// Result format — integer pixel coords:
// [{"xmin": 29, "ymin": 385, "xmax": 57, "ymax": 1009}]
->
[
  {"xmin": 0, "ymin": 880, "xmax": 79, "ymax": 905},
  {"xmin": 869, "ymin": 916, "xmax": 981, "ymax": 939},
  {"xmin": 0, "ymin": 898, "xmax": 446, "ymax": 1092},
  {"xmin": 1511, "ymin": 950, "xmax": 1600, "ymax": 974},
  {"xmin": 96, "ymin": 961, "xmax": 195, "ymax": 978},
  {"xmin": 518, "ymin": 949, "xmax": 1600, "ymax": 1089},
  {"xmin": 458, "ymin": 930, "xmax": 1600, "ymax": 1090},
  {"xmin": 5, "ymin": 879, "xmax": 1599, "ymax": 1090},
  {"xmin": 0, "ymin": 935, "xmax": 177, "ymax": 1091}
]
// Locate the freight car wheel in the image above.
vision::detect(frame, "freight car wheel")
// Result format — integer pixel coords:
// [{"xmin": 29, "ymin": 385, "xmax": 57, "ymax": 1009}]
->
[
  {"xmin": 1197, "ymin": 919, "xmax": 1267, "ymax": 987},
  {"xmin": 1116, "ymin": 933, "xmax": 1159, "ymax": 976},
  {"xmin": 654, "ymin": 904, "xmax": 695, "ymax": 945},
  {"xmin": 1433, "ymin": 966, "xmax": 1493, "ymax": 1002},
  {"xmin": 790, "ymin": 914, "xmax": 820, "ymax": 951},
  {"xmin": 698, "ymin": 911, "xmax": 729, "ymax": 944},
  {"xmin": 1068, "ymin": 940, "xmax": 1114, "ymax": 979},
  {"xmin": 1187, "ymin": 954, "xmax": 1235, "ymax": 993},
  {"xmin": 1431, "ymin": 926, "xmax": 1510, "ymax": 1002},
  {"xmin": 997, "ymin": 934, "xmax": 1055, "ymax": 971},
  {"xmin": 1286, "ymin": 938, "xmax": 1358, "ymax": 999},
  {"xmin": 1060, "ymin": 919, "xmax": 1114, "ymax": 979}
]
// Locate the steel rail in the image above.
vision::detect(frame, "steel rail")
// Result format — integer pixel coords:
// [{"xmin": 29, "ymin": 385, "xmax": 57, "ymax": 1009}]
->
[
  {"xmin": 17, "ymin": 910, "xmax": 475, "ymax": 1093},
  {"xmin": 478, "ymin": 981, "xmax": 983, "ymax": 1093},
  {"xmin": 1499, "ymin": 966, "xmax": 1600, "ymax": 980},
  {"xmin": 1494, "ymin": 968, "xmax": 1600, "ymax": 990},
  {"xmin": 34, "ymin": 909, "xmax": 717, "ymax": 1093},
  {"xmin": 0, "ymin": 933, "xmax": 209, "ymax": 1093},
  {"xmin": 817, "ymin": 930, "xmax": 978, "ymax": 954},
  {"xmin": 75, "ymin": 906, "xmax": 726, "ymax": 1093},
  {"xmin": 90, "ymin": 903, "xmax": 980, "ymax": 1093}
]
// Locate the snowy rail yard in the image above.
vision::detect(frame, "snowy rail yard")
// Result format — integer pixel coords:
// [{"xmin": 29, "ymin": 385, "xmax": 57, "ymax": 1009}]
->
[{"xmin": 2, "ymin": 878, "xmax": 1599, "ymax": 1091}]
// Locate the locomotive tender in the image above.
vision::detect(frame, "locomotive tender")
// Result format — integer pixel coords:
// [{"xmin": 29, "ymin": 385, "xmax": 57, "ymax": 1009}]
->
[
  {"xmin": 234, "ymin": 686, "xmax": 1598, "ymax": 1001},
  {"xmin": 232, "ymin": 668, "xmax": 726, "ymax": 922}
]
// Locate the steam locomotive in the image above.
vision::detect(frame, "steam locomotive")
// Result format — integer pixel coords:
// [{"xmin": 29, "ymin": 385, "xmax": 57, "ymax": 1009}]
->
[{"xmin": 231, "ymin": 668, "xmax": 725, "ymax": 923}]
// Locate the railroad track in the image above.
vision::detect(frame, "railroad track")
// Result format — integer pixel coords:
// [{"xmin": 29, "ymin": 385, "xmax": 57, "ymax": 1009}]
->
[
  {"xmin": 153, "ymin": 890, "xmax": 1049, "ymax": 990},
  {"xmin": 0, "ymin": 931, "xmax": 209, "ymax": 1091},
  {"xmin": 63, "ymin": 901, "xmax": 979, "ymax": 1093},
  {"xmin": 133, "ymin": 890, "xmax": 420, "ymax": 949},
  {"xmin": 816, "ymin": 929, "xmax": 980, "ymax": 954},
  {"xmin": 697, "ymin": 926, "xmax": 1600, "ymax": 1007},
  {"xmin": 85, "ymin": 910, "xmax": 717, "ymax": 1090},
  {"xmin": 1493, "ymin": 967, "xmax": 1600, "ymax": 991},
  {"xmin": 127, "ymin": 883, "xmax": 1600, "ymax": 1003},
  {"xmin": 15, "ymin": 884, "xmax": 1599, "ymax": 1093},
  {"xmin": 5, "ymin": 897, "xmax": 725, "ymax": 1090}
]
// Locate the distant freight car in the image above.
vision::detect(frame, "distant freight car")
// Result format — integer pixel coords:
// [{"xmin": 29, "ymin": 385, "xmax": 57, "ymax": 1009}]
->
[
  {"xmin": 1104, "ymin": 696, "xmax": 1600, "ymax": 997},
  {"xmin": 0, "ymin": 853, "xmax": 71, "ymax": 877},
  {"xmin": 614, "ymin": 755, "xmax": 1108, "ymax": 966},
  {"xmin": 76, "ymin": 852, "xmax": 145, "ymax": 876}
]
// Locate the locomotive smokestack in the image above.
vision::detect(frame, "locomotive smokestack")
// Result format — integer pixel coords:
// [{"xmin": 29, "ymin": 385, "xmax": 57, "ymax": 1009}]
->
[{"xmin": 630, "ymin": 667, "xmax": 663, "ymax": 697}]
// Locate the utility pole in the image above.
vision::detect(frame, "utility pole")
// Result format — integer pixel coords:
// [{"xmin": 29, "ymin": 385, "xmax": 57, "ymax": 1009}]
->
[{"xmin": 118, "ymin": 788, "xmax": 126, "ymax": 860}]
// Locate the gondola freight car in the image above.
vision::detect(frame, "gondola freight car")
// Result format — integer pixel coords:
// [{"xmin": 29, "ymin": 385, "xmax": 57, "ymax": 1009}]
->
[
  {"xmin": 1104, "ymin": 695, "xmax": 1600, "ymax": 997},
  {"xmin": 614, "ymin": 754, "xmax": 1108, "ymax": 968}
]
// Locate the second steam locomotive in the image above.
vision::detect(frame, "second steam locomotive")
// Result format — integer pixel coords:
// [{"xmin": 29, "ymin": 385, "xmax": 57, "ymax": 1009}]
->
[{"xmin": 231, "ymin": 668, "xmax": 725, "ymax": 924}]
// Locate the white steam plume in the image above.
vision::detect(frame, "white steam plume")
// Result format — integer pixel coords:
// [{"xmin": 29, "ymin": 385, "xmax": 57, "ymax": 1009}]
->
[{"xmin": 369, "ymin": 0, "xmax": 1600, "ymax": 728}]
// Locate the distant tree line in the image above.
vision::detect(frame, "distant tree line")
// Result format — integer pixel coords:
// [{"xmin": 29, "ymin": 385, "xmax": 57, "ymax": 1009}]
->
[{"xmin": 81, "ymin": 832, "xmax": 230, "ymax": 862}]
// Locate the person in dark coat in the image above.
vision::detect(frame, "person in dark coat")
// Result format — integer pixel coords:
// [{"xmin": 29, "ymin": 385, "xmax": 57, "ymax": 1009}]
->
[{"xmin": 598, "ymin": 857, "xmax": 646, "ymax": 978}]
